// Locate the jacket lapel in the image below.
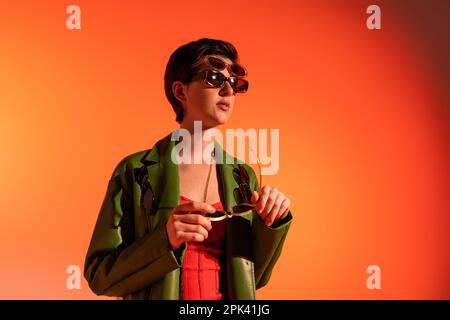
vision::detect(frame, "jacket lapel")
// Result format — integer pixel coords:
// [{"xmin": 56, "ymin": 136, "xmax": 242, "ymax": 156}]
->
[
  {"xmin": 214, "ymin": 140, "xmax": 255, "ymax": 299},
  {"xmin": 140, "ymin": 132, "xmax": 180, "ymax": 228}
]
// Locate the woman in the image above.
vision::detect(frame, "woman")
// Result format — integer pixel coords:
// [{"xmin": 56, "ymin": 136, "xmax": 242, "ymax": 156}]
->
[{"xmin": 84, "ymin": 38, "xmax": 293, "ymax": 300}]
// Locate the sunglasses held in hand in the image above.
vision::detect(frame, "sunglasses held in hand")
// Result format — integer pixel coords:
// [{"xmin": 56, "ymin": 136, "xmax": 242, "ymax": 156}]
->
[
  {"xmin": 206, "ymin": 203, "xmax": 256, "ymax": 222},
  {"xmin": 206, "ymin": 151, "xmax": 262, "ymax": 222}
]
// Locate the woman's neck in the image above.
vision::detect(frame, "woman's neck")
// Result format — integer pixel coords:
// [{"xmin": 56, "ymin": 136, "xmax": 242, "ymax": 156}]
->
[{"xmin": 177, "ymin": 124, "xmax": 217, "ymax": 165}]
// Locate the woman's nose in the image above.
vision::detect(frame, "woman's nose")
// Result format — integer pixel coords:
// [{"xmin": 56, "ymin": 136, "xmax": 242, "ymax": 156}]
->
[{"xmin": 220, "ymin": 80, "xmax": 235, "ymax": 96}]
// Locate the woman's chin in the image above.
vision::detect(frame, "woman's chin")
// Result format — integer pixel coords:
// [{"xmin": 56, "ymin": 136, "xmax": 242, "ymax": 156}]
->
[
  {"xmin": 216, "ymin": 109, "xmax": 232, "ymax": 123},
  {"xmin": 195, "ymin": 110, "xmax": 232, "ymax": 128},
  {"xmin": 214, "ymin": 115, "xmax": 230, "ymax": 126},
  {"xmin": 201, "ymin": 114, "xmax": 229, "ymax": 128}
]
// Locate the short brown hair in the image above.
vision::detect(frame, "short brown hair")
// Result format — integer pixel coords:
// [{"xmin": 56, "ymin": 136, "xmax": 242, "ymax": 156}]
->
[{"xmin": 164, "ymin": 38, "xmax": 239, "ymax": 123}]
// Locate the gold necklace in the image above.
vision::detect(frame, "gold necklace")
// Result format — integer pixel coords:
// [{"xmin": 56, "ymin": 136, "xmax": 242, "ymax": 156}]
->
[{"xmin": 202, "ymin": 148, "xmax": 215, "ymax": 203}]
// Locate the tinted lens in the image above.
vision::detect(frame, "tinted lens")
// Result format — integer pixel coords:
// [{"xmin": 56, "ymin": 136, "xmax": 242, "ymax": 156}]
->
[
  {"xmin": 208, "ymin": 211, "xmax": 227, "ymax": 219},
  {"xmin": 233, "ymin": 78, "xmax": 249, "ymax": 93},
  {"xmin": 207, "ymin": 210, "xmax": 229, "ymax": 221},
  {"xmin": 232, "ymin": 203, "xmax": 255, "ymax": 214},
  {"xmin": 230, "ymin": 64, "xmax": 247, "ymax": 77},
  {"xmin": 205, "ymin": 70, "xmax": 225, "ymax": 87},
  {"xmin": 208, "ymin": 56, "xmax": 227, "ymax": 70},
  {"xmin": 207, "ymin": 56, "xmax": 247, "ymax": 76}
]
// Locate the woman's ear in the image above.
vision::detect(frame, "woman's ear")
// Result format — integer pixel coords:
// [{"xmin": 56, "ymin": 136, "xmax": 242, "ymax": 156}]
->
[{"xmin": 172, "ymin": 81, "xmax": 186, "ymax": 104}]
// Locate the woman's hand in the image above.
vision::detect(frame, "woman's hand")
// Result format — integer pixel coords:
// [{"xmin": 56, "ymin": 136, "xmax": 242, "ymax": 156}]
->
[
  {"xmin": 251, "ymin": 186, "xmax": 291, "ymax": 227},
  {"xmin": 166, "ymin": 201, "xmax": 215, "ymax": 250}
]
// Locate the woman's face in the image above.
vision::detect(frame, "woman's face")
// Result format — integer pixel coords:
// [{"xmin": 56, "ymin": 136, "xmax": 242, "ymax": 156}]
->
[{"xmin": 180, "ymin": 55, "xmax": 237, "ymax": 130}]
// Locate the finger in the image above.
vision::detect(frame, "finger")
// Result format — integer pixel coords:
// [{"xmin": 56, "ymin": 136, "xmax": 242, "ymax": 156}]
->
[
  {"xmin": 261, "ymin": 187, "xmax": 279, "ymax": 219},
  {"xmin": 265, "ymin": 193, "xmax": 285, "ymax": 226},
  {"xmin": 251, "ymin": 191, "xmax": 259, "ymax": 204},
  {"xmin": 174, "ymin": 231, "xmax": 206, "ymax": 243},
  {"xmin": 256, "ymin": 185, "xmax": 271, "ymax": 214},
  {"xmin": 174, "ymin": 221, "xmax": 209, "ymax": 239},
  {"xmin": 176, "ymin": 213, "xmax": 212, "ymax": 231},
  {"xmin": 173, "ymin": 201, "xmax": 216, "ymax": 214},
  {"xmin": 278, "ymin": 198, "xmax": 291, "ymax": 220}
]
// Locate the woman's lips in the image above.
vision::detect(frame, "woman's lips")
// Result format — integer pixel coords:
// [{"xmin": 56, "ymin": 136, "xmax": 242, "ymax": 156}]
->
[{"xmin": 217, "ymin": 101, "xmax": 230, "ymax": 111}]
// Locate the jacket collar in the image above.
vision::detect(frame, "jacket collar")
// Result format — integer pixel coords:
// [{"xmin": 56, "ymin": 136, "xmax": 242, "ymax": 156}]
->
[{"xmin": 139, "ymin": 131, "xmax": 240, "ymax": 213}]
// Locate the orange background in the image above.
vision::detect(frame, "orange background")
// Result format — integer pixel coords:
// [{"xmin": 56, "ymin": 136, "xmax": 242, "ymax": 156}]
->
[{"xmin": 0, "ymin": 0, "xmax": 449, "ymax": 299}]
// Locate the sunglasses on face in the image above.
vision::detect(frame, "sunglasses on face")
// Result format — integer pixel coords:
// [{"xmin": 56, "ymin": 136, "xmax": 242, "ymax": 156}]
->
[
  {"xmin": 191, "ymin": 55, "xmax": 248, "ymax": 77},
  {"xmin": 191, "ymin": 69, "xmax": 249, "ymax": 94}
]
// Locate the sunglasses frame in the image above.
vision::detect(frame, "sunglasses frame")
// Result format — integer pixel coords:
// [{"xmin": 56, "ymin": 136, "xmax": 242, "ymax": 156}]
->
[
  {"xmin": 191, "ymin": 69, "xmax": 249, "ymax": 93},
  {"xmin": 206, "ymin": 202, "xmax": 256, "ymax": 222},
  {"xmin": 206, "ymin": 150, "xmax": 262, "ymax": 221},
  {"xmin": 191, "ymin": 55, "xmax": 248, "ymax": 77}
]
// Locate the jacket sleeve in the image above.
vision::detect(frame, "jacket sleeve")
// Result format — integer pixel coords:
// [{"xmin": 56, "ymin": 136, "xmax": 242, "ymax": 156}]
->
[
  {"xmin": 246, "ymin": 165, "xmax": 293, "ymax": 289},
  {"xmin": 83, "ymin": 160, "xmax": 181, "ymax": 297}
]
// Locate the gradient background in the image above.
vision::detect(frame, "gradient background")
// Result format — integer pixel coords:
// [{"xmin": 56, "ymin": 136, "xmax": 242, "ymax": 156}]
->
[{"xmin": 0, "ymin": 0, "xmax": 449, "ymax": 299}]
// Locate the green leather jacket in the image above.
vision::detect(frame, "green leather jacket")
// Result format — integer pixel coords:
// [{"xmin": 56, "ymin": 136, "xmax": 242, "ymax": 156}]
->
[{"xmin": 84, "ymin": 132, "xmax": 292, "ymax": 299}]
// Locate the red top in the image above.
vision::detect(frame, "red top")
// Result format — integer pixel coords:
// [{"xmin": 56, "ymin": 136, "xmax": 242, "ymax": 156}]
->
[{"xmin": 179, "ymin": 195, "xmax": 226, "ymax": 300}]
